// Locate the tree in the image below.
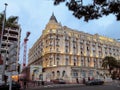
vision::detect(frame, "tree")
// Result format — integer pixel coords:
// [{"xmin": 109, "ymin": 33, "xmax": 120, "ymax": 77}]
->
[
  {"xmin": 0, "ymin": 13, "xmax": 4, "ymax": 35},
  {"xmin": 102, "ymin": 56, "xmax": 120, "ymax": 79},
  {"xmin": 0, "ymin": 12, "xmax": 19, "ymax": 37},
  {"xmin": 102, "ymin": 56, "xmax": 117, "ymax": 74},
  {"xmin": 53, "ymin": 0, "xmax": 120, "ymax": 22},
  {"xmin": 114, "ymin": 60, "xmax": 120, "ymax": 79}
]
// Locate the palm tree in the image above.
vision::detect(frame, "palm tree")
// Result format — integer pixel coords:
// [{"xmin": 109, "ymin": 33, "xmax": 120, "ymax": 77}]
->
[
  {"xmin": 0, "ymin": 12, "xmax": 19, "ymax": 36},
  {"xmin": 0, "ymin": 13, "xmax": 4, "ymax": 35},
  {"xmin": 102, "ymin": 56, "xmax": 117, "ymax": 74},
  {"xmin": 5, "ymin": 16, "xmax": 19, "ymax": 28},
  {"xmin": 0, "ymin": 13, "xmax": 19, "ymax": 57}
]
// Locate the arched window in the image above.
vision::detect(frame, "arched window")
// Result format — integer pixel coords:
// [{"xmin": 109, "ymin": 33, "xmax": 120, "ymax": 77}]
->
[
  {"xmin": 52, "ymin": 71, "xmax": 55, "ymax": 77},
  {"xmin": 57, "ymin": 71, "xmax": 60, "ymax": 77},
  {"xmin": 62, "ymin": 71, "xmax": 66, "ymax": 77}
]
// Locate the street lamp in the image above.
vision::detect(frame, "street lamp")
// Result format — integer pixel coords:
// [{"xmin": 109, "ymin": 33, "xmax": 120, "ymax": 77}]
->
[
  {"xmin": 0, "ymin": 3, "xmax": 8, "ymax": 82},
  {"xmin": 0, "ymin": 3, "xmax": 8, "ymax": 53}
]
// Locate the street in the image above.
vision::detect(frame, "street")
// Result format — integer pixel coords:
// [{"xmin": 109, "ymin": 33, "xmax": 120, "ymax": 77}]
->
[{"xmin": 25, "ymin": 84, "xmax": 120, "ymax": 90}]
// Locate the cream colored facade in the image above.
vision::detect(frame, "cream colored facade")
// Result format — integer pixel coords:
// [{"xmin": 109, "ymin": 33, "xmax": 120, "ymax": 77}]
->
[{"xmin": 28, "ymin": 14, "xmax": 120, "ymax": 83}]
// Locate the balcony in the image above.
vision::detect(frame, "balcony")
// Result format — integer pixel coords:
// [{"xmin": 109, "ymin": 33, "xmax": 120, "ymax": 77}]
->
[
  {"xmin": 56, "ymin": 57, "xmax": 60, "ymax": 60},
  {"xmin": 65, "ymin": 45, "xmax": 69, "ymax": 48},
  {"xmin": 49, "ymin": 44, "xmax": 53, "ymax": 46},
  {"xmin": 9, "ymin": 28, "xmax": 19, "ymax": 33},
  {"xmin": 9, "ymin": 34, "xmax": 18, "ymax": 38},
  {"xmin": 8, "ymin": 57, "xmax": 16, "ymax": 64},
  {"xmin": 48, "ymin": 36, "xmax": 54, "ymax": 39},
  {"xmin": 65, "ymin": 37, "xmax": 69, "ymax": 41},
  {"xmin": 56, "ymin": 37, "xmax": 60, "ymax": 40},
  {"xmin": 56, "ymin": 44, "xmax": 59, "ymax": 47},
  {"xmin": 10, "ymin": 64, "xmax": 16, "ymax": 71},
  {"xmin": 73, "ymin": 39, "xmax": 76, "ymax": 43},
  {"xmin": 80, "ymin": 40, "xmax": 84, "ymax": 44}
]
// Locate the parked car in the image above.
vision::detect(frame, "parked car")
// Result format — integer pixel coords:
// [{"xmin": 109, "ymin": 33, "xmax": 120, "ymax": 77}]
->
[
  {"xmin": 9, "ymin": 81, "xmax": 21, "ymax": 90},
  {"xmin": 0, "ymin": 81, "xmax": 21, "ymax": 90},
  {"xmin": 85, "ymin": 79, "xmax": 104, "ymax": 85},
  {"xmin": 52, "ymin": 79, "xmax": 66, "ymax": 84},
  {"xmin": 0, "ymin": 82, "xmax": 7, "ymax": 89},
  {"xmin": 0, "ymin": 82, "xmax": 4, "ymax": 86}
]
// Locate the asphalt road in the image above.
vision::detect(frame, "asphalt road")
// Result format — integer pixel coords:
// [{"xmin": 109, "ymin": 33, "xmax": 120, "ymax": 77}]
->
[{"xmin": 25, "ymin": 84, "xmax": 120, "ymax": 90}]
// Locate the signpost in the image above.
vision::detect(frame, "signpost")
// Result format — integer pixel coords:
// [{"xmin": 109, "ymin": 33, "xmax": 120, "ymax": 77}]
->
[
  {"xmin": 0, "ymin": 65, "xmax": 3, "ymax": 82},
  {"xmin": 0, "ymin": 65, "xmax": 3, "ymax": 74},
  {"xmin": 8, "ymin": 42, "xmax": 17, "ymax": 90}
]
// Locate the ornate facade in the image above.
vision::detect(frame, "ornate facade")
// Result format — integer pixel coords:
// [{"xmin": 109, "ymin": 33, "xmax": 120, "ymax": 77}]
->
[{"xmin": 28, "ymin": 14, "xmax": 120, "ymax": 83}]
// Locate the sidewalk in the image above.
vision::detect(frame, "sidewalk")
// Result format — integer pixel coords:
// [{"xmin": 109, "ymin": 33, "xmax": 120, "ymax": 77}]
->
[
  {"xmin": 21, "ymin": 81, "xmax": 117, "ymax": 90},
  {"xmin": 24, "ymin": 83, "xmax": 84, "ymax": 90}
]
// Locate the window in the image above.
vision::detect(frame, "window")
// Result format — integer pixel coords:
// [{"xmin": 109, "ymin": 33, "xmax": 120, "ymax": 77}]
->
[
  {"xmin": 73, "ymin": 70, "xmax": 78, "ymax": 77},
  {"xmin": 94, "ymin": 59, "xmax": 97, "ymax": 68},
  {"xmin": 56, "ymin": 41, "xmax": 59, "ymax": 46},
  {"xmin": 65, "ymin": 59, "xmax": 68, "ymax": 65},
  {"xmin": 56, "ymin": 48, "xmax": 59, "ymax": 52},
  {"xmin": 62, "ymin": 71, "xmax": 66, "ymax": 77},
  {"xmin": 89, "ymin": 70, "xmax": 93, "ymax": 76},
  {"xmin": 74, "ymin": 58, "xmax": 77, "ymax": 66},
  {"xmin": 81, "ymin": 70, "xmax": 86, "ymax": 78},
  {"xmin": 57, "ymin": 60, "xmax": 59, "ymax": 66},
  {"xmin": 52, "ymin": 71, "xmax": 55, "ymax": 77},
  {"xmin": 56, "ymin": 35, "xmax": 59, "ymax": 40},
  {"xmin": 66, "ymin": 48, "xmax": 68, "ymax": 53},
  {"xmin": 81, "ymin": 57, "xmax": 84, "ymax": 66},
  {"xmin": 50, "ymin": 60, "xmax": 52, "ymax": 66},
  {"xmin": 57, "ymin": 71, "xmax": 60, "ymax": 77},
  {"xmin": 87, "ymin": 46, "xmax": 89, "ymax": 51},
  {"xmin": 64, "ymin": 31, "xmax": 66, "ymax": 34},
  {"xmin": 50, "ymin": 48, "xmax": 52, "ymax": 51}
]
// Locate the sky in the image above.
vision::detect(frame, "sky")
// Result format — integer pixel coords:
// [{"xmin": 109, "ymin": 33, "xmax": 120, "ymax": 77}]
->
[{"xmin": 0, "ymin": 0, "xmax": 120, "ymax": 64}]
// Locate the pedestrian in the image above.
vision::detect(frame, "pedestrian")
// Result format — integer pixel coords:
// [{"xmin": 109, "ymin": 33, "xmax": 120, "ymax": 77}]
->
[
  {"xmin": 41, "ymin": 81, "xmax": 44, "ymax": 85},
  {"xmin": 76, "ymin": 78, "xmax": 79, "ymax": 84},
  {"xmin": 83, "ymin": 78, "xmax": 86, "ymax": 84},
  {"xmin": 88, "ymin": 77, "xmax": 90, "ymax": 81},
  {"xmin": 24, "ymin": 80, "xmax": 27, "ymax": 89}
]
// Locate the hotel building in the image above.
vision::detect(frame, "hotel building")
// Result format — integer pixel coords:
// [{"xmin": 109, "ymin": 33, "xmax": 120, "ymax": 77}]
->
[{"xmin": 28, "ymin": 14, "xmax": 120, "ymax": 83}]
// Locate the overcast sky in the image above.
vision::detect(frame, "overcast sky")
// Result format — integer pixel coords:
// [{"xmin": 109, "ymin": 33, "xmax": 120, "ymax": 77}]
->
[{"xmin": 0, "ymin": 0, "xmax": 120, "ymax": 64}]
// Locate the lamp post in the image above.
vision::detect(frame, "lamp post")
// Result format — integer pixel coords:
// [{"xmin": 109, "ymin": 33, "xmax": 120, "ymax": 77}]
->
[
  {"xmin": 0, "ymin": 3, "xmax": 8, "ymax": 54},
  {"xmin": 8, "ymin": 42, "xmax": 17, "ymax": 90},
  {"xmin": 0, "ymin": 3, "xmax": 8, "ymax": 82}
]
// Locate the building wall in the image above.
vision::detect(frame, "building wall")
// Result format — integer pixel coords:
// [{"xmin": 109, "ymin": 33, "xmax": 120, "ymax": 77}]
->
[
  {"xmin": 1, "ymin": 27, "xmax": 21, "ymax": 73},
  {"xmin": 28, "ymin": 14, "xmax": 120, "ymax": 83}
]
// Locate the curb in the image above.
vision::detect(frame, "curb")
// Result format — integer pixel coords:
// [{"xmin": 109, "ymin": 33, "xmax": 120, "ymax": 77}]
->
[{"xmin": 26, "ymin": 84, "xmax": 84, "ymax": 89}]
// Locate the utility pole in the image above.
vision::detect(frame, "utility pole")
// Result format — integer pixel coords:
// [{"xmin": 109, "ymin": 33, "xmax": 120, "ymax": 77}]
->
[{"xmin": 0, "ymin": 3, "xmax": 8, "ymax": 82}]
